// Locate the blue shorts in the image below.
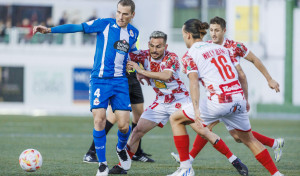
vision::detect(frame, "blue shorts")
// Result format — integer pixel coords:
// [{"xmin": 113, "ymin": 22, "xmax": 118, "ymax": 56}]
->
[{"xmin": 89, "ymin": 77, "xmax": 132, "ymax": 112}]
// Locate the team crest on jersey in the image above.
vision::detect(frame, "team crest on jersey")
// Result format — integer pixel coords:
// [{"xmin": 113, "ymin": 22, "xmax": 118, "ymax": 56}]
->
[
  {"xmin": 87, "ymin": 20, "xmax": 95, "ymax": 26},
  {"xmin": 93, "ymin": 98, "xmax": 100, "ymax": 105},
  {"xmin": 129, "ymin": 29, "xmax": 134, "ymax": 37},
  {"xmin": 154, "ymin": 80, "xmax": 167, "ymax": 89},
  {"xmin": 175, "ymin": 103, "xmax": 182, "ymax": 109},
  {"xmin": 114, "ymin": 40, "xmax": 130, "ymax": 54}
]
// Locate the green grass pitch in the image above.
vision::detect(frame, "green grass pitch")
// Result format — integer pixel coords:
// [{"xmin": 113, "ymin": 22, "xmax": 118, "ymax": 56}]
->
[{"xmin": 0, "ymin": 115, "xmax": 299, "ymax": 176}]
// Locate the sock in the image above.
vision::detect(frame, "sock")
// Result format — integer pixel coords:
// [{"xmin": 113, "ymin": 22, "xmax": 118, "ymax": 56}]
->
[
  {"xmin": 174, "ymin": 135, "xmax": 190, "ymax": 162},
  {"xmin": 117, "ymin": 126, "xmax": 131, "ymax": 150},
  {"xmin": 105, "ymin": 120, "xmax": 114, "ymax": 135},
  {"xmin": 252, "ymin": 131, "xmax": 275, "ymax": 148},
  {"xmin": 189, "ymin": 134, "xmax": 208, "ymax": 158},
  {"xmin": 228, "ymin": 155, "xmax": 237, "ymax": 163},
  {"xmin": 132, "ymin": 122, "xmax": 143, "ymax": 155},
  {"xmin": 93, "ymin": 128, "xmax": 106, "ymax": 163},
  {"xmin": 213, "ymin": 138, "xmax": 233, "ymax": 159},
  {"xmin": 88, "ymin": 140, "xmax": 96, "ymax": 153},
  {"xmin": 126, "ymin": 144, "xmax": 135, "ymax": 159},
  {"xmin": 255, "ymin": 149, "xmax": 278, "ymax": 175},
  {"xmin": 180, "ymin": 160, "xmax": 192, "ymax": 168}
]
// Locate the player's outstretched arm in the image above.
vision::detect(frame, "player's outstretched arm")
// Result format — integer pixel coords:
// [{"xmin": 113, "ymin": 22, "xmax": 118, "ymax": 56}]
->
[
  {"xmin": 33, "ymin": 24, "xmax": 84, "ymax": 35},
  {"xmin": 245, "ymin": 51, "xmax": 280, "ymax": 92}
]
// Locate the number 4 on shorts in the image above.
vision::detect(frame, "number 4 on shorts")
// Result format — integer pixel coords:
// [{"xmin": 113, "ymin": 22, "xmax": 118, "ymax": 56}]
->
[{"xmin": 94, "ymin": 88, "xmax": 100, "ymax": 97}]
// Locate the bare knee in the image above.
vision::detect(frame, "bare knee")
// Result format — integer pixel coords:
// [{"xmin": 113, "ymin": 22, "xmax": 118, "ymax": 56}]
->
[{"xmin": 118, "ymin": 125, "xmax": 129, "ymax": 134}]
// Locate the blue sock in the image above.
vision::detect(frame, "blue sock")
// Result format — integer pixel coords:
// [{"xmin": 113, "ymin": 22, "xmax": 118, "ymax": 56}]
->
[
  {"xmin": 93, "ymin": 129, "xmax": 106, "ymax": 163},
  {"xmin": 117, "ymin": 126, "xmax": 131, "ymax": 150}
]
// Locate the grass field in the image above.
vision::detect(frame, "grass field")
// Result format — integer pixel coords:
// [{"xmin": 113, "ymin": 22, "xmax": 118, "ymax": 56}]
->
[{"xmin": 0, "ymin": 115, "xmax": 299, "ymax": 176}]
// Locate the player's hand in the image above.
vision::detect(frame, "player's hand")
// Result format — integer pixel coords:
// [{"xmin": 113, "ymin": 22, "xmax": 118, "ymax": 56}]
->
[
  {"xmin": 268, "ymin": 79, "xmax": 280, "ymax": 93},
  {"xmin": 246, "ymin": 101, "xmax": 250, "ymax": 112},
  {"xmin": 194, "ymin": 109, "xmax": 204, "ymax": 128},
  {"xmin": 33, "ymin": 25, "xmax": 50, "ymax": 35},
  {"xmin": 137, "ymin": 73, "xmax": 151, "ymax": 86},
  {"xmin": 127, "ymin": 61, "xmax": 141, "ymax": 72}
]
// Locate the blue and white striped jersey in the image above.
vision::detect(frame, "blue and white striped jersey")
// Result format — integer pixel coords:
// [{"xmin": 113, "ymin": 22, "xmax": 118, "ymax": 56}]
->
[{"xmin": 82, "ymin": 18, "xmax": 139, "ymax": 78}]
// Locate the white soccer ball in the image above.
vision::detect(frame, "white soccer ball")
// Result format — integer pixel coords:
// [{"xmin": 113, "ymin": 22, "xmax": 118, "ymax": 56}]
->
[{"xmin": 19, "ymin": 149, "xmax": 43, "ymax": 172}]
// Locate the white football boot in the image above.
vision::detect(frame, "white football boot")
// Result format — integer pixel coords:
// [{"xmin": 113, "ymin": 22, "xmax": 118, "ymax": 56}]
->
[
  {"xmin": 96, "ymin": 163, "xmax": 108, "ymax": 176},
  {"xmin": 116, "ymin": 146, "xmax": 131, "ymax": 171},
  {"xmin": 273, "ymin": 138, "xmax": 284, "ymax": 162},
  {"xmin": 167, "ymin": 167, "xmax": 195, "ymax": 176}
]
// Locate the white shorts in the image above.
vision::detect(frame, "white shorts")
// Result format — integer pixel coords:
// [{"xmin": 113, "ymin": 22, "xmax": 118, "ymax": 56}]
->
[
  {"xmin": 141, "ymin": 97, "xmax": 191, "ymax": 127},
  {"xmin": 182, "ymin": 98, "xmax": 251, "ymax": 132}
]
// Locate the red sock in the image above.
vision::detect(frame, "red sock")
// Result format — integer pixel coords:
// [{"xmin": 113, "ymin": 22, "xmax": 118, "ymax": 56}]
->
[
  {"xmin": 255, "ymin": 149, "xmax": 278, "ymax": 175},
  {"xmin": 252, "ymin": 131, "xmax": 275, "ymax": 148},
  {"xmin": 213, "ymin": 139, "xmax": 233, "ymax": 159},
  {"xmin": 126, "ymin": 144, "xmax": 134, "ymax": 159},
  {"xmin": 174, "ymin": 135, "xmax": 190, "ymax": 162},
  {"xmin": 189, "ymin": 134, "xmax": 208, "ymax": 158}
]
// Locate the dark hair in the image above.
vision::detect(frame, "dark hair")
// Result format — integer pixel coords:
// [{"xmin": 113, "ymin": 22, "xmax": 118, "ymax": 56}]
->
[
  {"xmin": 149, "ymin": 31, "xmax": 167, "ymax": 43},
  {"xmin": 183, "ymin": 19, "xmax": 209, "ymax": 39},
  {"xmin": 210, "ymin": 16, "xmax": 226, "ymax": 29},
  {"xmin": 118, "ymin": 0, "xmax": 135, "ymax": 13}
]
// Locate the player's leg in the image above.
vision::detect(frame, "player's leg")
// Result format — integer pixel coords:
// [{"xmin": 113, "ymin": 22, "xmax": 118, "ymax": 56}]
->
[
  {"xmin": 222, "ymin": 101, "xmax": 283, "ymax": 176},
  {"xmin": 251, "ymin": 131, "xmax": 284, "ymax": 162},
  {"xmin": 110, "ymin": 78, "xmax": 132, "ymax": 171},
  {"xmin": 168, "ymin": 110, "xmax": 196, "ymax": 176},
  {"xmin": 234, "ymin": 130, "xmax": 283, "ymax": 175},
  {"xmin": 83, "ymin": 106, "xmax": 117, "ymax": 163},
  {"xmin": 179, "ymin": 100, "xmax": 248, "ymax": 176},
  {"xmin": 131, "ymin": 103, "xmax": 154, "ymax": 162},
  {"xmin": 90, "ymin": 78, "xmax": 112, "ymax": 176}
]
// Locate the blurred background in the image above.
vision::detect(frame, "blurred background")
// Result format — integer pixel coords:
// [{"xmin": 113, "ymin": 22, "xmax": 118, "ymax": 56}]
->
[{"xmin": 0, "ymin": 0, "xmax": 299, "ymax": 118}]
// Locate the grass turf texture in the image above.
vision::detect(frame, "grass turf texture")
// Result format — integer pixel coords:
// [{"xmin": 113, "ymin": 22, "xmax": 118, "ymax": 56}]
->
[{"xmin": 0, "ymin": 115, "xmax": 299, "ymax": 176}]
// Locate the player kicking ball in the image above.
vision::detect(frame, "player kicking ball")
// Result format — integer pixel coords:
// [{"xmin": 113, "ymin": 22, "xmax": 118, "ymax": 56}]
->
[
  {"xmin": 168, "ymin": 18, "xmax": 284, "ymax": 176},
  {"xmin": 109, "ymin": 31, "xmax": 247, "ymax": 175}
]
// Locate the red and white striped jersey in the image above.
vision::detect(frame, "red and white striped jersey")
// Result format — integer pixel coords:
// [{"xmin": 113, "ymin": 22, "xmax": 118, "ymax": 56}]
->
[
  {"xmin": 129, "ymin": 50, "xmax": 189, "ymax": 103},
  {"xmin": 207, "ymin": 38, "xmax": 249, "ymax": 63},
  {"xmin": 182, "ymin": 42, "xmax": 244, "ymax": 104}
]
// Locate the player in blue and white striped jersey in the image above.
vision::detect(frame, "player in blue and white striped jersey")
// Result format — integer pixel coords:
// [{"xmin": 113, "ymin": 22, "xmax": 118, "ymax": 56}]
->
[{"xmin": 33, "ymin": 1, "xmax": 138, "ymax": 175}]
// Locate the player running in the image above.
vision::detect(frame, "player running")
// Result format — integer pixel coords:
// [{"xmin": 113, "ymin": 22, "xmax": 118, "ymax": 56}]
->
[
  {"xmin": 168, "ymin": 18, "xmax": 284, "ymax": 176},
  {"xmin": 109, "ymin": 31, "xmax": 247, "ymax": 175},
  {"xmin": 171, "ymin": 16, "xmax": 284, "ymax": 165},
  {"xmin": 33, "ymin": 1, "xmax": 138, "ymax": 175}
]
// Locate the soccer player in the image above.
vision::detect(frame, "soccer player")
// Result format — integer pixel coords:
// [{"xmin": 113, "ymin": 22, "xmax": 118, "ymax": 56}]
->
[
  {"xmin": 168, "ymin": 18, "xmax": 284, "ymax": 176},
  {"xmin": 83, "ymin": 71, "xmax": 154, "ymax": 163},
  {"xmin": 109, "ymin": 31, "xmax": 247, "ymax": 175},
  {"xmin": 171, "ymin": 16, "xmax": 284, "ymax": 165},
  {"xmin": 33, "ymin": 1, "xmax": 138, "ymax": 175}
]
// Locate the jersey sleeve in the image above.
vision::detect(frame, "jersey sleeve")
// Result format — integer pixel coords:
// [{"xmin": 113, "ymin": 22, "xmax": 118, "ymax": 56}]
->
[
  {"xmin": 228, "ymin": 49, "xmax": 240, "ymax": 66},
  {"xmin": 128, "ymin": 50, "xmax": 147, "ymax": 66},
  {"xmin": 181, "ymin": 51, "xmax": 198, "ymax": 76},
  {"xmin": 163, "ymin": 55, "xmax": 179, "ymax": 73},
  {"xmin": 82, "ymin": 18, "xmax": 109, "ymax": 34},
  {"xmin": 235, "ymin": 42, "xmax": 250, "ymax": 58}
]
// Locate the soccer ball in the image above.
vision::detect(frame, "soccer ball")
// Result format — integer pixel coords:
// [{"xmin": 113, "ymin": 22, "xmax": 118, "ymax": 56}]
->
[{"xmin": 19, "ymin": 149, "xmax": 43, "ymax": 172}]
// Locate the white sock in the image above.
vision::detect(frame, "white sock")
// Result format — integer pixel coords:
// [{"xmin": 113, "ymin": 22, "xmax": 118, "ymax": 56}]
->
[
  {"xmin": 180, "ymin": 160, "xmax": 192, "ymax": 168},
  {"xmin": 272, "ymin": 139, "xmax": 278, "ymax": 149},
  {"xmin": 228, "ymin": 155, "xmax": 237, "ymax": 163},
  {"xmin": 99, "ymin": 161, "xmax": 107, "ymax": 166},
  {"xmin": 272, "ymin": 171, "xmax": 280, "ymax": 176},
  {"xmin": 189, "ymin": 155, "xmax": 194, "ymax": 163}
]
